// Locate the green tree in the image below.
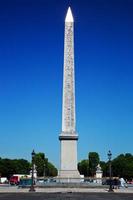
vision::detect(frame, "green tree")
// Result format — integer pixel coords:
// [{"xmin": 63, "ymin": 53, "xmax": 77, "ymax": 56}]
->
[
  {"xmin": 34, "ymin": 152, "xmax": 58, "ymax": 177},
  {"xmin": 13, "ymin": 159, "xmax": 30, "ymax": 174},
  {"xmin": 0, "ymin": 159, "xmax": 15, "ymax": 178},
  {"xmin": 46, "ymin": 162, "xmax": 58, "ymax": 177},
  {"xmin": 112, "ymin": 153, "xmax": 133, "ymax": 179},
  {"xmin": 78, "ymin": 160, "xmax": 89, "ymax": 176},
  {"xmin": 34, "ymin": 153, "xmax": 46, "ymax": 177},
  {"xmin": 88, "ymin": 152, "xmax": 100, "ymax": 176},
  {"xmin": 100, "ymin": 161, "xmax": 107, "ymax": 177},
  {"xmin": 0, "ymin": 158, "xmax": 30, "ymax": 178}
]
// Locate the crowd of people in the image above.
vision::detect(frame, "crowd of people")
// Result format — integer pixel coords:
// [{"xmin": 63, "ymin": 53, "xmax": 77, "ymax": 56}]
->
[{"xmin": 112, "ymin": 177, "xmax": 127, "ymax": 189}]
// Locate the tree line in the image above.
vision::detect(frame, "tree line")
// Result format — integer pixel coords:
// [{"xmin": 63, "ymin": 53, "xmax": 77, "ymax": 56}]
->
[
  {"xmin": 0, "ymin": 152, "xmax": 58, "ymax": 179},
  {"xmin": 78, "ymin": 152, "xmax": 133, "ymax": 179},
  {"xmin": 1, "ymin": 152, "xmax": 133, "ymax": 179}
]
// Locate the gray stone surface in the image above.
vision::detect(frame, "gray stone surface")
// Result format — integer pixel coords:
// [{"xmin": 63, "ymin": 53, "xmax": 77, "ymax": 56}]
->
[
  {"xmin": 62, "ymin": 7, "xmax": 75, "ymax": 133},
  {"xmin": 0, "ymin": 185, "xmax": 133, "ymax": 193},
  {"xmin": 59, "ymin": 7, "xmax": 80, "ymax": 179}
]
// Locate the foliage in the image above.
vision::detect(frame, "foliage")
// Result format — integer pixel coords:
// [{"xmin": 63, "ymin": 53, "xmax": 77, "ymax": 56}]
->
[
  {"xmin": 78, "ymin": 159, "xmax": 89, "ymax": 177},
  {"xmin": 0, "ymin": 152, "xmax": 58, "ymax": 179},
  {"xmin": 33, "ymin": 152, "xmax": 58, "ymax": 177},
  {"xmin": 0, "ymin": 158, "xmax": 30, "ymax": 178},
  {"xmin": 88, "ymin": 152, "xmax": 100, "ymax": 176},
  {"xmin": 46, "ymin": 162, "xmax": 58, "ymax": 177},
  {"xmin": 99, "ymin": 161, "xmax": 107, "ymax": 177},
  {"xmin": 112, "ymin": 153, "xmax": 133, "ymax": 179},
  {"xmin": 34, "ymin": 153, "xmax": 46, "ymax": 177},
  {"xmin": 1, "ymin": 152, "xmax": 133, "ymax": 179},
  {"xmin": 78, "ymin": 152, "xmax": 133, "ymax": 179}
]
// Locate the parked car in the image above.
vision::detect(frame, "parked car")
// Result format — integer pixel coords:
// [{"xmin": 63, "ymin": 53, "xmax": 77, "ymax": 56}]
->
[
  {"xmin": 18, "ymin": 178, "xmax": 32, "ymax": 188},
  {"xmin": 127, "ymin": 179, "xmax": 133, "ymax": 184},
  {"xmin": 102, "ymin": 179, "xmax": 112, "ymax": 185},
  {"xmin": 9, "ymin": 174, "xmax": 31, "ymax": 185},
  {"xmin": 0, "ymin": 177, "xmax": 8, "ymax": 184}
]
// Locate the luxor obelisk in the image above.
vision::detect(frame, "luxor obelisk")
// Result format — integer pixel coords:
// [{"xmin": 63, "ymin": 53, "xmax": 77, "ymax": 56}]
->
[{"xmin": 59, "ymin": 7, "xmax": 80, "ymax": 179}]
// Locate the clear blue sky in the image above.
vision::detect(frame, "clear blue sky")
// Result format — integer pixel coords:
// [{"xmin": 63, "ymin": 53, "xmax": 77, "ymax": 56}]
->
[{"xmin": 0, "ymin": 0, "xmax": 133, "ymax": 168}]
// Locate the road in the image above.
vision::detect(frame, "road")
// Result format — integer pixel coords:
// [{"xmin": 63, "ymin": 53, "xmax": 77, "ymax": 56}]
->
[{"xmin": 0, "ymin": 192, "xmax": 133, "ymax": 200}]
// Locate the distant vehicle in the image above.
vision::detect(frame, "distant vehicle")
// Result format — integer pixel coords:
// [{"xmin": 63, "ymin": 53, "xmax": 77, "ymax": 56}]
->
[
  {"xmin": 37, "ymin": 178, "xmax": 56, "ymax": 184},
  {"xmin": 127, "ymin": 179, "xmax": 133, "ymax": 184},
  {"xmin": 102, "ymin": 179, "xmax": 111, "ymax": 185},
  {"xmin": 80, "ymin": 175, "xmax": 84, "ymax": 182},
  {"xmin": 45, "ymin": 178, "xmax": 56, "ymax": 183},
  {"xmin": 9, "ymin": 174, "xmax": 30, "ymax": 185},
  {"xmin": 84, "ymin": 178, "xmax": 92, "ymax": 183},
  {"xmin": 18, "ymin": 178, "xmax": 32, "ymax": 187},
  {"xmin": 0, "ymin": 177, "xmax": 8, "ymax": 184},
  {"xmin": 38, "ymin": 179, "xmax": 44, "ymax": 183}
]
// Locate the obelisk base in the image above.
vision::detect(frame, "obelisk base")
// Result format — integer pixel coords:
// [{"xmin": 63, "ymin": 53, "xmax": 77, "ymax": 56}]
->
[
  {"xmin": 58, "ymin": 170, "xmax": 80, "ymax": 182},
  {"xmin": 58, "ymin": 133, "xmax": 80, "ymax": 182}
]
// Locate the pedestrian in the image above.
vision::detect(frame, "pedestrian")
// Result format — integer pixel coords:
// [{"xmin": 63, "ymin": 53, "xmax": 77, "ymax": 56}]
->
[
  {"xmin": 120, "ymin": 177, "xmax": 126, "ymax": 187},
  {"xmin": 113, "ymin": 177, "xmax": 119, "ymax": 189}
]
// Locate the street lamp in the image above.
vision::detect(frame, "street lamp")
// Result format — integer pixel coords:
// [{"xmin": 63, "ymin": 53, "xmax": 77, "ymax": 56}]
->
[
  {"xmin": 107, "ymin": 150, "xmax": 114, "ymax": 192},
  {"xmin": 29, "ymin": 150, "xmax": 36, "ymax": 192}
]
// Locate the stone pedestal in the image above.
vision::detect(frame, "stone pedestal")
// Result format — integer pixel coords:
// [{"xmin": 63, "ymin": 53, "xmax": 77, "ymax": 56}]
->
[
  {"xmin": 95, "ymin": 164, "xmax": 103, "ymax": 184},
  {"xmin": 58, "ymin": 134, "xmax": 80, "ymax": 182}
]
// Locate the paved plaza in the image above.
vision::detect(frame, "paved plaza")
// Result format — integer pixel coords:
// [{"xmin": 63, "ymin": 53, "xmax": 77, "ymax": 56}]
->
[
  {"xmin": 0, "ymin": 185, "xmax": 133, "ymax": 200},
  {"xmin": 0, "ymin": 185, "xmax": 133, "ymax": 193}
]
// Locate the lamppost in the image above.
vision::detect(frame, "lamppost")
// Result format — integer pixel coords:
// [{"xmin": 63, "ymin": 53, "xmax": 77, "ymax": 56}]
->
[
  {"xmin": 107, "ymin": 150, "xmax": 114, "ymax": 192},
  {"xmin": 29, "ymin": 150, "xmax": 36, "ymax": 192}
]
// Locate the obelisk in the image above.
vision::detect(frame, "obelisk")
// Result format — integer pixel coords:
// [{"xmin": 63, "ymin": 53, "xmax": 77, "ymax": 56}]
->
[{"xmin": 59, "ymin": 7, "xmax": 80, "ymax": 179}]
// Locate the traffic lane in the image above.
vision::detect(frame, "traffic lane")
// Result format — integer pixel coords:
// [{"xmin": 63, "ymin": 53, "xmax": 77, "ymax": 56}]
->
[{"xmin": 0, "ymin": 193, "xmax": 133, "ymax": 200}]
